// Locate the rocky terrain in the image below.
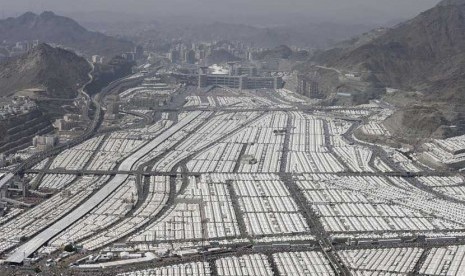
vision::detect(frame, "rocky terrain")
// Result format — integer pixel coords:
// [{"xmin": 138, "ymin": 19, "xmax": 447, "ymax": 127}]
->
[
  {"xmin": 0, "ymin": 11, "xmax": 133, "ymax": 58},
  {"xmin": 0, "ymin": 43, "xmax": 91, "ymax": 99},
  {"xmin": 302, "ymin": 0, "xmax": 465, "ymax": 142},
  {"xmin": 0, "ymin": 43, "xmax": 94, "ymax": 154},
  {"xmin": 253, "ymin": 45, "xmax": 309, "ymax": 61},
  {"xmin": 325, "ymin": 3, "xmax": 465, "ymax": 102}
]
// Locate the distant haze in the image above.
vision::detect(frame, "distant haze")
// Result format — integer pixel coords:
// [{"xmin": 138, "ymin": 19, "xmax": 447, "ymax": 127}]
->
[{"xmin": 0, "ymin": 0, "xmax": 441, "ymax": 26}]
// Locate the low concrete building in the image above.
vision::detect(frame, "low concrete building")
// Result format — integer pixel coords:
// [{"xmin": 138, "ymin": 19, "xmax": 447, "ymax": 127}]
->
[{"xmin": 33, "ymin": 135, "xmax": 58, "ymax": 151}]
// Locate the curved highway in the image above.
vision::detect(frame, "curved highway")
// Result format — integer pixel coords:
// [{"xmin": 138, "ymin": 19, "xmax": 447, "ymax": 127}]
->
[
  {"xmin": 6, "ymin": 111, "xmax": 202, "ymax": 264},
  {"xmin": 13, "ymin": 70, "xmax": 144, "ymax": 176}
]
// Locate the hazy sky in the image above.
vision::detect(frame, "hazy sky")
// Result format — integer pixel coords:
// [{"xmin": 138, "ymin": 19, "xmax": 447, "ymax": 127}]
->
[{"xmin": 0, "ymin": 0, "xmax": 442, "ymax": 25}]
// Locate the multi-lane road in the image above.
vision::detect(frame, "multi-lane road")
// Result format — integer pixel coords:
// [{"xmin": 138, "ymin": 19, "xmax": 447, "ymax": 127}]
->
[{"xmin": 3, "ymin": 77, "xmax": 465, "ymax": 276}]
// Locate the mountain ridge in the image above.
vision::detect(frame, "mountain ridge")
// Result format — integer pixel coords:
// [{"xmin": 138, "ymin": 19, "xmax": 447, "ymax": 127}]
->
[
  {"xmin": 0, "ymin": 43, "xmax": 91, "ymax": 99},
  {"xmin": 437, "ymin": 0, "xmax": 465, "ymax": 6},
  {"xmin": 0, "ymin": 11, "xmax": 134, "ymax": 58},
  {"xmin": 303, "ymin": 2, "xmax": 465, "ymax": 141},
  {"xmin": 310, "ymin": 2, "xmax": 465, "ymax": 102}
]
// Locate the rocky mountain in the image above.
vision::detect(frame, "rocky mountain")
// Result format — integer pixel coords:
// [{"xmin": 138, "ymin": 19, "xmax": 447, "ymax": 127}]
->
[
  {"xmin": 331, "ymin": 28, "xmax": 390, "ymax": 53},
  {"xmin": 0, "ymin": 11, "xmax": 133, "ymax": 58},
  {"xmin": 304, "ymin": 0, "xmax": 465, "ymax": 141},
  {"xmin": 0, "ymin": 43, "xmax": 91, "ymax": 99},
  {"xmin": 253, "ymin": 45, "xmax": 309, "ymax": 61},
  {"xmin": 438, "ymin": 0, "xmax": 465, "ymax": 6},
  {"xmin": 316, "ymin": 0, "xmax": 465, "ymax": 102}
]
